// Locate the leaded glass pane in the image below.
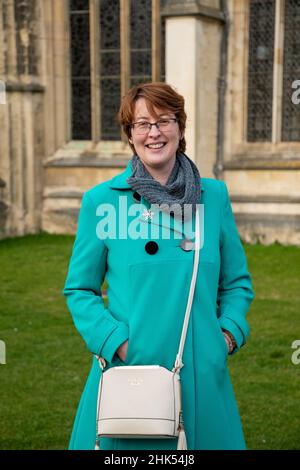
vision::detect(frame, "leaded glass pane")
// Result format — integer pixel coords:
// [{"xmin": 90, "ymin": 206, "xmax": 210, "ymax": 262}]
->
[
  {"xmin": 101, "ymin": 78, "xmax": 121, "ymax": 139},
  {"xmin": 282, "ymin": 0, "xmax": 300, "ymax": 141},
  {"xmin": 160, "ymin": 0, "xmax": 167, "ymax": 80},
  {"xmin": 130, "ymin": 0, "xmax": 152, "ymax": 86},
  {"xmin": 69, "ymin": 2, "xmax": 91, "ymax": 139},
  {"xmin": 99, "ymin": 0, "xmax": 121, "ymax": 140},
  {"xmin": 131, "ymin": 50, "xmax": 152, "ymax": 76},
  {"xmin": 69, "ymin": 0, "xmax": 89, "ymax": 11},
  {"xmin": 247, "ymin": 0, "xmax": 275, "ymax": 142}
]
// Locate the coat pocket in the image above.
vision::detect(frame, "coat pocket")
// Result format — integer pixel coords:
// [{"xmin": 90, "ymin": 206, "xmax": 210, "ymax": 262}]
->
[
  {"xmin": 115, "ymin": 335, "xmax": 131, "ymax": 366},
  {"xmin": 122, "ymin": 335, "xmax": 131, "ymax": 365},
  {"xmin": 216, "ymin": 325, "xmax": 229, "ymax": 362}
]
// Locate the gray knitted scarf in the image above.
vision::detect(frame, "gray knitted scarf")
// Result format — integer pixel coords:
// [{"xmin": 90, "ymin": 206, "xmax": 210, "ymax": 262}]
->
[{"xmin": 127, "ymin": 153, "xmax": 201, "ymax": 219}]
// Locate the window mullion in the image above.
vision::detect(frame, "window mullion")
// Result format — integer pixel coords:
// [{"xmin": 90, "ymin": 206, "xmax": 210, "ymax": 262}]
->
[
  {"xmin": 120, "ymin": 0, "xmax": 130, "ymax": 102},
  {"xmin": 152, "ymin": 0, "xmax": 161, "ymax": 81},
  {"xmin": 272, "ymin": 0, "xmax": 285, "ymax": 143},
  {"xmin": 90, "ymin": 0, "xmax": 100, "ymax": 143}
]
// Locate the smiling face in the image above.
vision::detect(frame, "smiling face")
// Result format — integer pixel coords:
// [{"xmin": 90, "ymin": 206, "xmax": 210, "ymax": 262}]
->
[{"xmin": 129, "ymin": 98, "xmax": 182, "ymax": 180}]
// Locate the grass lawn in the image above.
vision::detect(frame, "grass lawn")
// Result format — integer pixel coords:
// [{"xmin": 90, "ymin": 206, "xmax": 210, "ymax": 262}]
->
[{"xmin": 0, "ymin": 233, "xmax": 299, "ymax": 449}]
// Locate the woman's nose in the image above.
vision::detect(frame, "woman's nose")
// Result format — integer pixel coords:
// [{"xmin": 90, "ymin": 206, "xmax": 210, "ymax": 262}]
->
[{"xmin": 148, "ymin": 123, "xmax": 161, "ymax": 137}]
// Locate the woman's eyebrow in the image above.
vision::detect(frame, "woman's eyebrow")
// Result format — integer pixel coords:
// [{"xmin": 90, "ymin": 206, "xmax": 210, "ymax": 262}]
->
[{"xmin": 135, "ymin": 113, "xmax": 171, "ymax": 120}]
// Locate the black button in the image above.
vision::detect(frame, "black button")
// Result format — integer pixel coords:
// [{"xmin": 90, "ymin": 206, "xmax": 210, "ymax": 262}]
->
[
  {"xmin": 145, "ymin": 241, "xmax": 159, "ymax": 255},
  {"xmin": 133, "ymin": 191, "xmax": 141, "ymax": 202}
]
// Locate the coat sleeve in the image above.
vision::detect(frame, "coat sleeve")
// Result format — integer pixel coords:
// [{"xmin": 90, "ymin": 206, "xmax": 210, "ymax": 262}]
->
[
  {"xmin": 63, "ymin": 191, "xmax": 129, "ymax": 363},
  {"xmin": 217, "ymin": 181, "xmax": 255, "ymax": 353}
]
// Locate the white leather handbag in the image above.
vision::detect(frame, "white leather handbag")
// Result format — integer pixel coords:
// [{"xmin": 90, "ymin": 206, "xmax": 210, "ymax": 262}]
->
[{"xmin": 95, "ymin": 209, "xmax": 200, "ymax": 450}]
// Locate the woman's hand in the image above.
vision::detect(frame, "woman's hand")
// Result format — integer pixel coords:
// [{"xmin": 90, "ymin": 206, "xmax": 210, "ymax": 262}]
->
[{"xmin": 116, "ymin": 340, "xmax": 128, "ymax": 362}]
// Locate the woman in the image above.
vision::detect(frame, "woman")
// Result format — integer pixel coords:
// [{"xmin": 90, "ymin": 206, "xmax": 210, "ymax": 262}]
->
[{"xmin": 63, "ymin": 82, "xmax": 254, "ymax": 450}]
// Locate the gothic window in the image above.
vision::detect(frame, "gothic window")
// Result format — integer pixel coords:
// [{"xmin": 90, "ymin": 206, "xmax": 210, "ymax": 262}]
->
[
  {"xmin": 247, "ymin": 0, "xmax": 300, "ymax": 143},
  {"xmin": 100, "ymin": 0, "xmax": 121, "ymax": 140},
  {"xmin": 69, "ymin": 0, "xmax": 92, "ymax": 140},
  {"xmin": 14, "ymin": 0, "xmax": 39, "ymax": 75},
  {"xmin": 247, "ymin": 0, "xmax": 275, "ymax": 142},
  {"xmin": 1, "ymin": 0, "xmax": 40, "ymax": 77},
  {"xmin": 282, "ymin": 0, "xmax": 300, "ymax": 141},
  {"xmin": 69, "ymin": 0, "xmax": 166, "ymax": 142}
]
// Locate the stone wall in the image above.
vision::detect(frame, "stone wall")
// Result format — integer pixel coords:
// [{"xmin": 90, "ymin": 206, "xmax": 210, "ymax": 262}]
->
[
  {"xmin": 1, "ymin": 0, "xmax": 300, "ymax": 245},
  {"xmin": 0, "ymin": 0, "xmax": 44, "ymax": 239}
]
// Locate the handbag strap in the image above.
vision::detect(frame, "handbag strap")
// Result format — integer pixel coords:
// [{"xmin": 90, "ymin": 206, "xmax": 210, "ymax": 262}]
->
[{"xmin": 173, "ymin": 207, "xmax": 200, "ymax": 374}]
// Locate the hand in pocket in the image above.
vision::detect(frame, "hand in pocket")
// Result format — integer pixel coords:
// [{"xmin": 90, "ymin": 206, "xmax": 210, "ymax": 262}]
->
[{"xmin": 116, "ymin": 339, "xmax": 129, "ymax": 362}]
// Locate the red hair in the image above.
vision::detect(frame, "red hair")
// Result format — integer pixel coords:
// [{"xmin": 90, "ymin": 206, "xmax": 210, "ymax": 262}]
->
[{"xmin": 118, "ymin": 82, "xmax": 187, "ymax": 154}]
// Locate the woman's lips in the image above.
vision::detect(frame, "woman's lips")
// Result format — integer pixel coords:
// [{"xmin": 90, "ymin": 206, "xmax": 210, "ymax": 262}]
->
[{"xmin": 145, "ymin": 142, "xmax": 167, "ymax": 150}]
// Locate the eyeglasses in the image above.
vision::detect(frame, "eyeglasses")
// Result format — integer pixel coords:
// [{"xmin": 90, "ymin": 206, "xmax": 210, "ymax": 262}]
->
[{"xmin": 130, "ymin": 118, "xmax": 178, "ymax": 135}]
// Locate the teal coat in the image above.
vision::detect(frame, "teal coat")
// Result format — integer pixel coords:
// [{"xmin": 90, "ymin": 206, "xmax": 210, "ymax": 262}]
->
[{"xmin": 63, "ymin": 160, "xmax": 254, "ymax": 450}]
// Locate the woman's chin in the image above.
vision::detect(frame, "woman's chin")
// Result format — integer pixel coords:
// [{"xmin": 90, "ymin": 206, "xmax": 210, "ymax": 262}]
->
[{"xmin": 143, "ymin": 149, "xmax": 175, "ymax": 166}]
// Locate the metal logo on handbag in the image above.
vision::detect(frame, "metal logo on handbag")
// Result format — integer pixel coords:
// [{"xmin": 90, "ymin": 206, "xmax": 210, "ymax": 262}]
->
[{"xmin": 95, "ymin": 209, "xmax": 200, "ymax": 451}]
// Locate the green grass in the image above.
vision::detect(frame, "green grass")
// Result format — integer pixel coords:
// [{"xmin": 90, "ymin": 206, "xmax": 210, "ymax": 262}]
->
[
  {"xmin": 234, "ymin": 244, "xmax": 300, "ymax": 450},
  {"xmin": 0, "ymin": 234, "xmax": 299, "ymax": 449}
]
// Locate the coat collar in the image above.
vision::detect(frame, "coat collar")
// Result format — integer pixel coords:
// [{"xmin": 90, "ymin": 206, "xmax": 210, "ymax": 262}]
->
[
  {"xmin": 109, "ymin": 160, "xmax": 134, "ymax": 189},
  {"xmin": 109, "ymin": 159, "xmax": 204, "ymax": 241},
  {"xmin": 109, "ymin": 159, "xmax": 205, "ymax": 192}
]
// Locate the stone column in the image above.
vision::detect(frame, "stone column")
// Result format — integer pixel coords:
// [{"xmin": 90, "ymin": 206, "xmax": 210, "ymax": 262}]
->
[
  {"xmin": 166, "ymin": 15, "xmax": 198, "ymax": 163},
  {"xmin": 162, "ymin": 0, "xmax": 224, "ymax": 177}
]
